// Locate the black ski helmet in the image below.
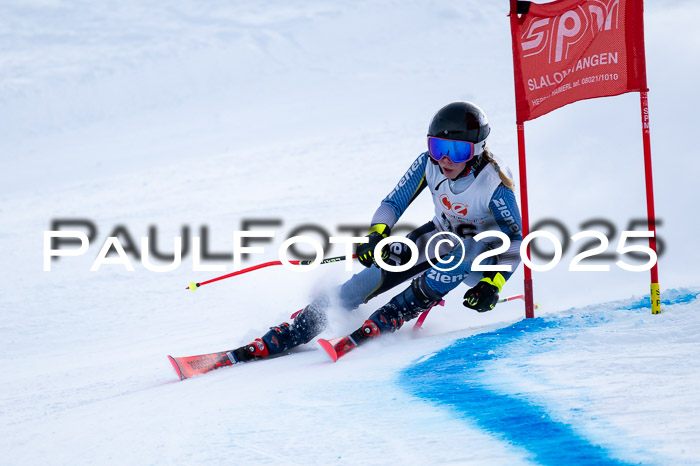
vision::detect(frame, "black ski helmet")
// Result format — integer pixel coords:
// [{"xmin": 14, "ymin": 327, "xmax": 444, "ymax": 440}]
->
[{"xmin": 428, "ymin": 101, "xmax": 490, "ymax": 149}]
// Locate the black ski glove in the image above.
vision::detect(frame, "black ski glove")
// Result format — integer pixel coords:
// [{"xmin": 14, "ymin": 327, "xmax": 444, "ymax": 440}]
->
[
  {"xmin": 356, "ymin": 224, "xmax": 390, "ymax": 268},
  {"xmin": 463, "ymin": 272, "xmax": 505, "ymax": 312}
]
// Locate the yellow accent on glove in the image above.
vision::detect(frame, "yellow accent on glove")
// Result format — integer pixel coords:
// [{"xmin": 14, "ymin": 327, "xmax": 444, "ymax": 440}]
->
[
  {"xmin": 368, "ymin": 223, "xmax": 390, "ymax": 237},
  {"xmin": 356, "ymin": 224, "xmax": 391, "ymax": 268},
  {"xmin": 480, "ymin": 272, "xmax": 506, "ymax": 292}
]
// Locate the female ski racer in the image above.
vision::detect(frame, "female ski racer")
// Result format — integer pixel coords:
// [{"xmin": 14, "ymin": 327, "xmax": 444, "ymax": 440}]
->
[{"xmin": 231, "ymin": 101, "xmax": 523, "ymax": 362}]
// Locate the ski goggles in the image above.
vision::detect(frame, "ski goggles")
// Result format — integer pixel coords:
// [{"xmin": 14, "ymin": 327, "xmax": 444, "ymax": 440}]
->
[{"xmin": 427, "ymin": 136, "xmax": 485, "ymax": 164}]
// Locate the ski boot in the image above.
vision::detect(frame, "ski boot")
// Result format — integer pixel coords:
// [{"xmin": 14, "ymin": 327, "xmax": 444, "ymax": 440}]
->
[{"xmin": 232, "ymin": 296, "xmax": 330, "ymax": 363}]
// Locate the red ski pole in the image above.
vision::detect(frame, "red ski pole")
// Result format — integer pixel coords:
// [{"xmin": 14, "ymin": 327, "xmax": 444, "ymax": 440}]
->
[
  {"xmin": 412, "ymin": 300, "xmax": 445, "ymax": 331},
  {"xmin": 186, "ymin": 254, "xmax": 357, "ymax": 291},
  {"xmin": 412, "ymin": 294, "xmax": 541, "ymax": 331}
]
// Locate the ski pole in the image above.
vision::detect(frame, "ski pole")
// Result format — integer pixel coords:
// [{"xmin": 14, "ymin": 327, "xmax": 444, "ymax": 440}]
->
[
  {"xmin": 186, "ymin": 254, "xmax": 357, "ymax": 291},
  {"xmin": 412, "ymin": 300, "xmax": 445, "ymax": 331},
  {"xmin": 498, "ymin": 294, "xmax": 541, "ymax": 309},
  {"xmin": 412, "ymin": 294, "xmax": 541, "ymax": 331}
]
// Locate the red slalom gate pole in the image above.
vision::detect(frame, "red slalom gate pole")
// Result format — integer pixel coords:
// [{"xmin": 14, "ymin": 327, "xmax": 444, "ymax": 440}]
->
[
  {"xmin": 640, "ymin": 91, "xmax": 661, "ymax": 314},
  {"xmin": 185, "ymin": 254, "xmax": 357, "ymax": 291},
  {"xmin": 517, "ymin": 122, "xmax": 536, "ymax": 319}
]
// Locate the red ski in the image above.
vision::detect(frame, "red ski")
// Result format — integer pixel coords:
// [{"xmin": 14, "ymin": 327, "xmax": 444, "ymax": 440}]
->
[
  {"xmin": 319, "ymin": 300, "xmax": 445, "ymax": 363},
  {"xmin": 167, "ymin": 350, "xmax": 238, "ymax": 380},
  {"xmin": 317, "ymin": 336, "xmax": 359, "ymax": 362}
]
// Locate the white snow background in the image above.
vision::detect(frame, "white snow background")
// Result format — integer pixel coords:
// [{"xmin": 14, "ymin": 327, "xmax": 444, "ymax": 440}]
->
[{"xmin": 1, "ymin": 0, "xmax": 699, "ymax": 464}]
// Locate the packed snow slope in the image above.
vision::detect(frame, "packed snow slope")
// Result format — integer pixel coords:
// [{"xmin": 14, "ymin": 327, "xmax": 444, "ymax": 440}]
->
[{"xmin": 1, "ymin": 0, "xmax": 699, "ymax": 464}]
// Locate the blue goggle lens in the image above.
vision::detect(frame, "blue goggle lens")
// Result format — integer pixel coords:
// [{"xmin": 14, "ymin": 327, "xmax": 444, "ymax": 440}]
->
[{"xmin": 427, "ymin": 136, "xmax": 477, "ymax": 163}]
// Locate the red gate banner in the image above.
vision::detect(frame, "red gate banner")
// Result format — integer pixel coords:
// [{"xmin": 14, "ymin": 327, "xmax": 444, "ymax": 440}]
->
[{"xmin": 510, "ymin": 0, "xmax": 648, "ymax": 122}]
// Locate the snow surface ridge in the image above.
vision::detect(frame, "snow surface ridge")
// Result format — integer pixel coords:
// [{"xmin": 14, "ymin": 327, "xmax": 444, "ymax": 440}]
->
[{"xmin": 399, "ymin": 289, "xmax": 700, "ymax": 465}]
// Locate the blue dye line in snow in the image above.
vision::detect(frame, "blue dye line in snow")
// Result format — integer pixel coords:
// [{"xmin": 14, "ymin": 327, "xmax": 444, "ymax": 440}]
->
[
  {"xmin": 624, "ymin": 289, "xmax": 699, "ymax": 310},
  {"xmin": 399, "ymin": 291, "xmax": 697, "ymax": 465}
]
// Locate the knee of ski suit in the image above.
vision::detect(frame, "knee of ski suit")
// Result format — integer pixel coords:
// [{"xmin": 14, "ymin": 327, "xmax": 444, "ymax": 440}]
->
[
  {"xmin": 338, "ymin": 265, "xmax": 383, "ymax": 311},
  {"xmin": 336, "ymin": 225, "xmax": 436, "ymax": 311}
]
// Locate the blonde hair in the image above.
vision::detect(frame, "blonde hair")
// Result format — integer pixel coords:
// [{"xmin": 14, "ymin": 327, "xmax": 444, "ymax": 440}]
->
[{"xmin": 482, "ymin": 149, "xmax": 515, "ymax": 191}]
